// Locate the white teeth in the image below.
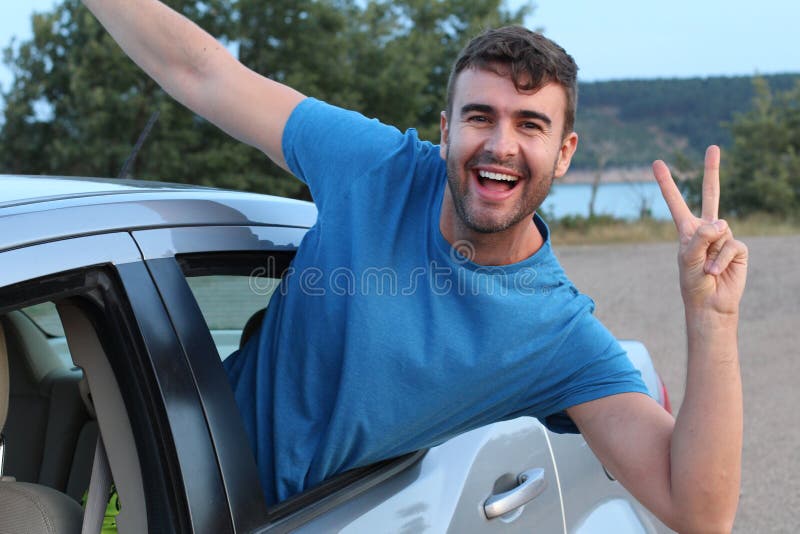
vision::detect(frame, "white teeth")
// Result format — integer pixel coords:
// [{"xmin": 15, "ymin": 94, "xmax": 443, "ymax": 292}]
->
[{"xmin": 478, "ymin": 170, "xmax": 518, "ymax": 182}]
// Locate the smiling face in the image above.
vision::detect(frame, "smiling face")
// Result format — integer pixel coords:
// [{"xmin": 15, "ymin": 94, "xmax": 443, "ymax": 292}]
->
[{"xmin": 439, "ymin": 66, "xmax": 578, "ymax": 240}]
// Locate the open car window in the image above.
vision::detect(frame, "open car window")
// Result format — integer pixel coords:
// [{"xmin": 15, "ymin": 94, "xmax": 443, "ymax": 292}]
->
[
  {"xmin": 0, "ymin": 265, "xmax": 184, "ymax": 533},
  {"xmin": 184, "ymin": 274, "xmax": 281, "ymax": 361},
  {"xmin": 176, "ymin": 252, "xmax": 289, "ymax": 361}
]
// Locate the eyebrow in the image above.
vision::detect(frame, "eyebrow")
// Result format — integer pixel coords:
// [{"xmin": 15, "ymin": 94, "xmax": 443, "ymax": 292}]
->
[{"xmin": 460, "ymin": 103, "xmax": 552, "ymax": 127}]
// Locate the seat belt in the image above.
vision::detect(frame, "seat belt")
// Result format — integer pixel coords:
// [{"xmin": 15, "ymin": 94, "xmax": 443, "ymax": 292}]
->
[{"xmin": 82, "ymin": 434, "xmax": 113, "ymax": 534}]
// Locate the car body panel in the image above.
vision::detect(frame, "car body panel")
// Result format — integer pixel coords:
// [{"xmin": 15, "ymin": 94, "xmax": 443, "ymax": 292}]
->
[
  {"xmin": 547, "ymin": 430, "xmax": 668, "ymax": 533},
  {"xmin": 0, "ymin": 175, "xmax": 316, "ymax": 253},
  {"xmin": 295, "ymin": 417, "xmax": 565, "ymax": 533},
  {"xmin": 132, "ymin": 226, "xmax": 307, "ymax": 260},
  {"xmin": 0, "ymin": 176, "xmax": 674, "ymax": 533},
  {"xmin": 0, "ymin": 232, "xmax": 141, "ymax": 287},
  {"xmin": 0, "ymin": 175, "xmax": 187, "ymax": 206}
]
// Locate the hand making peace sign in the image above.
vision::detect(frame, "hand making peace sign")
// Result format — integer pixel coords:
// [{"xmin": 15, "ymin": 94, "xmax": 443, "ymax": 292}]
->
[{"xmin": 652, "ymin": 146, "xmax": 749, "ymax": 316}]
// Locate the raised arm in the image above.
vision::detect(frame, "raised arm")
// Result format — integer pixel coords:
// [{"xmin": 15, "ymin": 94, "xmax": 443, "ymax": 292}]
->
[
  {"xmin": 82, "ymin": 0, "xmax": 304, "ymax": 170},
  {"xmin": 568, "ymin": 146, "xmax": 747, "ymax": 533}
]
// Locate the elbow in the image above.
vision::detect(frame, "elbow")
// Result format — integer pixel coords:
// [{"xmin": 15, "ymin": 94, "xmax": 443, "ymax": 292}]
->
[
  {"xmin": 663, "ymin": 473, "xmax": 740, "ymax": 533},
  {"xmin": 670, "ymin": 518, "xmax": 734, "ymax": 534},
  {"xmin": 665, "ymin": 505, "xmax": 737, "ymax": 534}
]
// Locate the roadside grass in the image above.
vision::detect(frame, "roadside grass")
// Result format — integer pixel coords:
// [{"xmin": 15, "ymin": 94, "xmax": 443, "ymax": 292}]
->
[{"xmin": 549, "ymin": 214, "xmax": 800, "ymax": 246}]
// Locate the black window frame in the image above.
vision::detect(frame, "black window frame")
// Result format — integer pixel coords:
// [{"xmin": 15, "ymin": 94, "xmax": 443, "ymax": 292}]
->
[{"xmin": 150, "ymin": 249, "xmax": 428, "ymax": 531}]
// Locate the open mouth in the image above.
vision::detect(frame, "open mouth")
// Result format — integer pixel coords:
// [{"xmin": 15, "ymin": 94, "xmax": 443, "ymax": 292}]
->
[{"xmin": 476, "ymin": 169, "xmax": 520, "ymax": 193}]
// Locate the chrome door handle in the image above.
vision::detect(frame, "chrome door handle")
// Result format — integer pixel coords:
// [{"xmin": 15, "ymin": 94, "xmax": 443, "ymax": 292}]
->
[{"xmin": 484, "ymin": 468, "xmax": 547, "ymax": 519}]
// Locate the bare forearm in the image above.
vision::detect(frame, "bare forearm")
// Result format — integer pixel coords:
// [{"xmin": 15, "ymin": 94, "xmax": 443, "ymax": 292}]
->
[
  {"xmin": 83, "ymin": 0, "xmax": 228, "ymax": 104},
  {"xmin": 577, "ymin": 151, "xmax": 748, "ymax": 532},
  {"xmin": 670, "ymin": 310, "xmax": 742, "ymax": 532},
  {"xmin": 82, "ymin": 0, "xmax": 303, "ymax": 166}
]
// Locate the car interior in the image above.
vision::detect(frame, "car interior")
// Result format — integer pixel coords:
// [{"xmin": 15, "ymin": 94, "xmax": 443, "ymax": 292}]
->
[
  {"xmin": 0, "ymin": 276, "xmax": 153, "ymax": 533},
  {"xmin": 0, "ymin": 259, "xmax": 279, "ymax": 533},
  {"xmin": 0, "ymin": 310, "xmax": 85, "ymax": 533}
]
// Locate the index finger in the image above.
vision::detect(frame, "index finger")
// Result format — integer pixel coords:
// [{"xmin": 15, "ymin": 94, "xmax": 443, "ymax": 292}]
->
[
  {"xmin": 702, "ymin": 145, "xmax": 721, "ymax": 221},
  {"xmin": 652, "ymin": 159, "xmax": 692, "ymax": 229}
]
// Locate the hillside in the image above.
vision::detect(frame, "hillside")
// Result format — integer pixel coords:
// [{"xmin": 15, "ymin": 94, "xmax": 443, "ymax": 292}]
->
[{"xmin": 571, "ymin": 73, "xmax": 800, "ymax": 170}]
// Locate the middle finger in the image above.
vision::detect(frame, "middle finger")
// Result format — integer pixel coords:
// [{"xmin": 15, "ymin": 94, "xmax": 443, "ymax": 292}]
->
[{"xmin": 702, "ymin": 145, "xmax": 721, "ymax": 221}]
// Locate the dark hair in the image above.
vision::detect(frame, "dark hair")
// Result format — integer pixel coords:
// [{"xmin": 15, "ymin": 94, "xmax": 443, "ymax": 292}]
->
[{"xmin": 446, "ymin": 26, "xmax": 578, "ymax": 136}]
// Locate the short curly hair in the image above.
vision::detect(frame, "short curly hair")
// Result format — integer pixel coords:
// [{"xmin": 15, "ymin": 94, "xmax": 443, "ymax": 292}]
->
[{"xmin": 446, "ymin": 26, "xmax": 578, "ymax": 137}]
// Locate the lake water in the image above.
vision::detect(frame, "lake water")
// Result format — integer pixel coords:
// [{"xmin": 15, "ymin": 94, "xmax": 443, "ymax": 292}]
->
[{"xmin": 542, "ymin": 181, "xmax": 672, "ymax": 220}]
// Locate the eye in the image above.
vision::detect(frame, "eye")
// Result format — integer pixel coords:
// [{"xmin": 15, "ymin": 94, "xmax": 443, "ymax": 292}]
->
[
  {"xmin": 467, "ymin": 115, "xmax": 490, "ymax": 124},
  {"xmin": 521, "ymin": 121, "xmax": 542, "ymax": 131}
]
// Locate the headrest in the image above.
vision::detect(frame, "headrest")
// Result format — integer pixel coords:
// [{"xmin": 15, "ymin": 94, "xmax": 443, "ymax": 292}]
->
[
  {"xmin": 239, "ymin": 308, "xmax": 266, "ymax": 350},
  {"xmin": 0, "ymin": 318, "xmax": 8, "ymax": 433},
  {"xmin": 3, "ymin": 311, "xmax": 63, "ymax": 384}
]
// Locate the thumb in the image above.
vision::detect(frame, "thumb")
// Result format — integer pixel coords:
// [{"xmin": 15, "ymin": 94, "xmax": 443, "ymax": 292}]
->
[{"xmin": 683, "ymin": 220, "xmax": 728, "ymax": 265}]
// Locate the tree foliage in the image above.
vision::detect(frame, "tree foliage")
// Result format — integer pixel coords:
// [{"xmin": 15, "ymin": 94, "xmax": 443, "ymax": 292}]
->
[
  {"xmin": 0, "ymin": 0, "xmax": 529, "ymax": 196},
  {"xmin": 723, "ymin": 78, "xmax": 800, "ymax": 217},
  {"xmin": 571, "ymin": 73, "xmax": 800, "ymax": 170}
]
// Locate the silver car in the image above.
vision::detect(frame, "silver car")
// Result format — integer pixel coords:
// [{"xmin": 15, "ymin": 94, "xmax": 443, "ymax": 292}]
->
[{"xmin": 0, "ymin": 175, "xmax": 673, "ymax": 533}]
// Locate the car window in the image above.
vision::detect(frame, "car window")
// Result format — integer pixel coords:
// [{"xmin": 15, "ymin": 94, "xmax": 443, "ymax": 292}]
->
[
  {"xmin": 170, "ymin": 252, "xmax": 433, "ymax": 528},
  {"xmin": 0, "ymin": 268, "xmax": 159, "ymax": 532},
  {"xmin": 184, "ymin": 273, "xmax": 282, "ymax": 360}
]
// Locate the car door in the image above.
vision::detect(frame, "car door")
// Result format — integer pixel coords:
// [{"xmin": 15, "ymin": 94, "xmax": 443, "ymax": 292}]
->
[
  {"xmin": 547, "ymin": 430, "xmax": 671, "ymax": 534},
  {"xmin": 0, "ymin": 231, "xmax": 242, "ymax": 533},
  {"xmin": 295, "ymin": 417, "xmax": 565, "ymax": 533},
  {"xmin": 133, "ymin": 224, "xmax": 566, "ymax": 532}
]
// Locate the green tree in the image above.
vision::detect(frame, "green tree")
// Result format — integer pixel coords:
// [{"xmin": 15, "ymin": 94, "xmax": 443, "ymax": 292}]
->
[
  {"xmin": 724, "ymin": 78, "xmax": 800, "ymax": 217},
  {"xmin": 0, "ymin": 0, "xmax": 299, "ymax": 195},
  {"xmin": 1, "ymin": 0, "xmax": 530, "ymax": 196}
]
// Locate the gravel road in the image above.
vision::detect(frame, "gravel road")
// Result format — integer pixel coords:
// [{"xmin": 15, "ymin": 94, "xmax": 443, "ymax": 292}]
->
[{"xmin": 555, "ymin": 234, "xmax": 800, "ymax": 533}]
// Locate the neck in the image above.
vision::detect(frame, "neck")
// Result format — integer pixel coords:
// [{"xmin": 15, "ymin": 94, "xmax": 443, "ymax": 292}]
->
[{"xmin": 439, "ymin": 192, "xmax": 545, "ymax": 266}]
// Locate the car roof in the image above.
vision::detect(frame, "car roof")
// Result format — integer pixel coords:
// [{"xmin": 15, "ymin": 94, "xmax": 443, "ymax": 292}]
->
[{"xmin": 0, "ymin": 175, "xmax": 317, "ymax": 252}]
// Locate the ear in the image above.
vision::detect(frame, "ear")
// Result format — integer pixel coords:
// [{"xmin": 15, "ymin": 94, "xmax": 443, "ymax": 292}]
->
[
  {"xmin": 554, "ymin": 131, "xmax": 579, "ymax": 178},
  {"xmin": 439, "ymin": 110, "xmax": 449, "ymax": 160}
]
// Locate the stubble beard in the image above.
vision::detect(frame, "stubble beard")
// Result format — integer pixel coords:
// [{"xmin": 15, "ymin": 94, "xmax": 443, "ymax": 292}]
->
[{"xmin": 445, "ymin": 148, "xmax": 557, "ymax": 234}]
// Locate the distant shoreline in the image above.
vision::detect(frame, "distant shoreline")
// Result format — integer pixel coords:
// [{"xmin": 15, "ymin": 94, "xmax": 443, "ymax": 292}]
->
[{"xmin": 561, "ymin": 166, "xmax": 661, "ymax": 185}]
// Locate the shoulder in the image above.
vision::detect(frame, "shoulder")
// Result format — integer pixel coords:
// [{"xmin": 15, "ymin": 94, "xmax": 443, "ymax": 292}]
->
[{"xmin": 283, "ymin": 97, "xmax": 440, "ymax": 178}]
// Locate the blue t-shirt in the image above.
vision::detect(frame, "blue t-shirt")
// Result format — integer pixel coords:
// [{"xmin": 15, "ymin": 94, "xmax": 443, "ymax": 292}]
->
[{"xmin": 224, "ymin": 98, "xmax": 648, "ymax": 505}]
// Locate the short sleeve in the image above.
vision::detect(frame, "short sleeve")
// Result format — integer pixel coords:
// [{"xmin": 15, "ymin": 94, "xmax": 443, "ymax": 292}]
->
[
  {"xmin": 282, "ymin": 98, "xmax": 416, "ymax": 213},
  {"xmin": 534, "ymin": 302, "xmax": 651, "ymax": 434}
]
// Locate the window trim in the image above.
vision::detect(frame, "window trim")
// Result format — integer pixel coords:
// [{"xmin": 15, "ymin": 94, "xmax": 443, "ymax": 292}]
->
[
  {"xmin": 144, "ymin": 255, "xmax": 269, "ymax": 532},
  {"xmin": 260, "ymin": 450, "xmax": 427, "ymax": 532},
  {"xmin": 149, "ymin": 248, "xmax": 430, "ymax": 530},
  {"xmin": 132, "ymin": 225, "xmax": 307, "ymax": 261}
]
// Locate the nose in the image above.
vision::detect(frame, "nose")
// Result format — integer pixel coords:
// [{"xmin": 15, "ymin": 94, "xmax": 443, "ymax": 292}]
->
[{"xmin": 484, "ymin": 122, "xmax": 519, "ymax": 160}]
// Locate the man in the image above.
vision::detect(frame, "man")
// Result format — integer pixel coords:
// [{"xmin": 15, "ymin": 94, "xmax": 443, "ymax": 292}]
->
[{"xmin": 84, "ymin": 2, "xmax": 747, "ymax": 531}]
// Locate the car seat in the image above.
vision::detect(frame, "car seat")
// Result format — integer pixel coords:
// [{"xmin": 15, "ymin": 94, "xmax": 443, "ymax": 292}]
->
[
  {"xmin": 0, "ymin": 317, "xmax": 83, "ymax": 533},
  {"xmin": 0, "ymin": 310, "xmax": 91, "ymax": 497},
  {"xmin": 239, "ymin": 307, "xmax": 266, "ymax": 350}
]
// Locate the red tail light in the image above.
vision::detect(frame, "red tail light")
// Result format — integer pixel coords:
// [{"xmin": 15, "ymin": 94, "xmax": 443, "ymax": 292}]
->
[{"xmin": 659, "ymin": 375, "xmax": 672, "ymax": 415}]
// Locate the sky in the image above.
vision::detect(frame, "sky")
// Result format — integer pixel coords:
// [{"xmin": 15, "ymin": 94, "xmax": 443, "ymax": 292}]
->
[
  {"xmin": 531, "ymin": 1, "xmax": 800, "ymax": 81},
  {"xmin": 1, "ymin": 0, "xmax": 799, "ymax": 94}
]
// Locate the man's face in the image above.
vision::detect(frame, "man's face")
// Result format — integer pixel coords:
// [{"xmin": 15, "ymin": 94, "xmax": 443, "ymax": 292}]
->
[{"xmin": 440, "ymin": 67, "xmax": 578, "ymax": 235}]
